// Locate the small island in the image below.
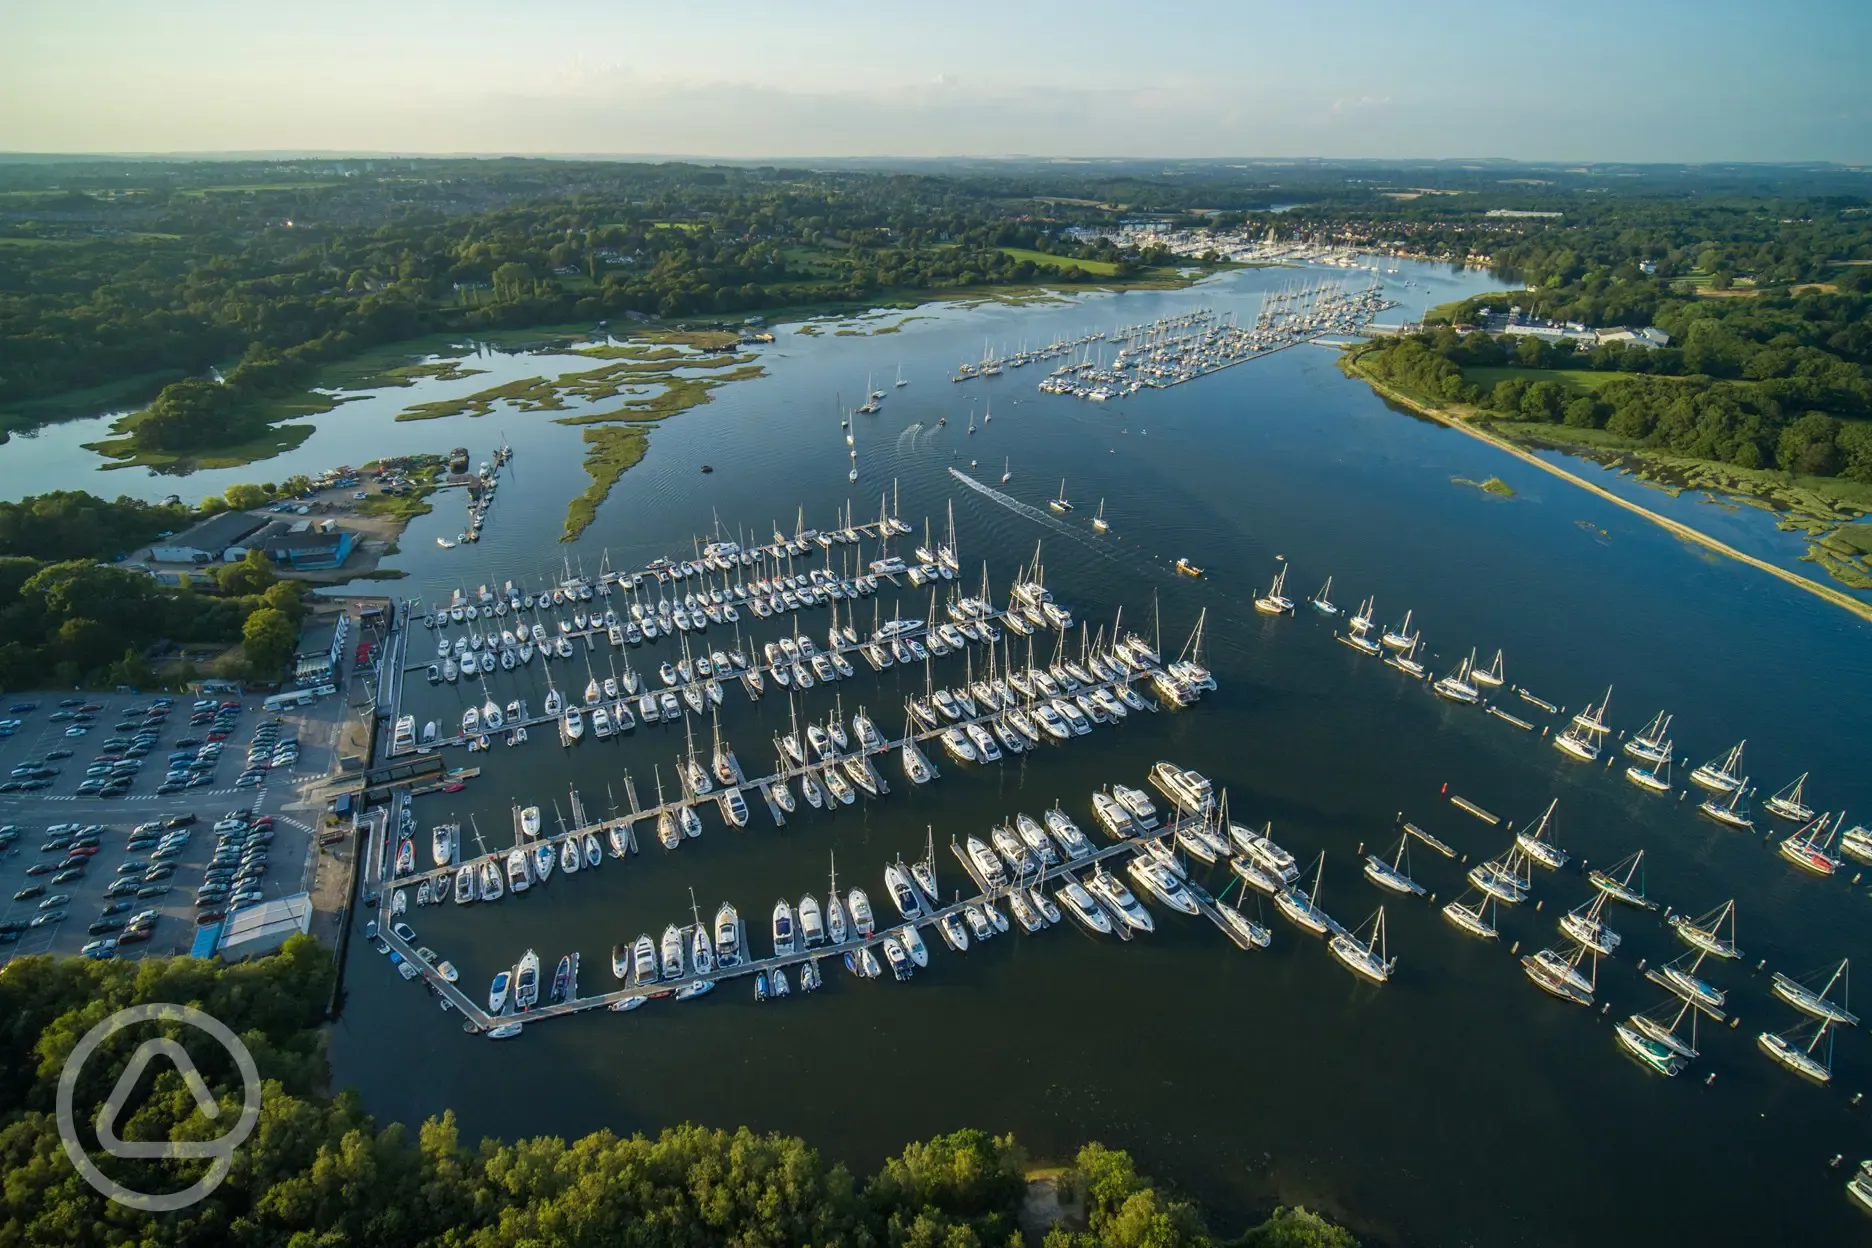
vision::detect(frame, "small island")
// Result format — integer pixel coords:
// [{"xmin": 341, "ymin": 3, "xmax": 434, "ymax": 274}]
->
[{"xmin": 1453, "ymin": 475, "xmax": 1517, "ymax": 497}]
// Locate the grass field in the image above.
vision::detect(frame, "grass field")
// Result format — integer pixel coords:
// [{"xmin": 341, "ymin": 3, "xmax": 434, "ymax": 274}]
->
[
  {"xmin": 998, "ymin": 247, "xmax": 1121, "ymax": 277},
  {"xmin": 1465, "ymin": 365, "xmax": 1652, "ymax": 395}
]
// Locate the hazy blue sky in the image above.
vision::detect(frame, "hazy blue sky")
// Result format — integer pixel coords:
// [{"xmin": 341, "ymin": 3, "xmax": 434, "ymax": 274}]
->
[{"xmin": 4, "ymin": 0, "xmax": 1868, "ymax": 162}]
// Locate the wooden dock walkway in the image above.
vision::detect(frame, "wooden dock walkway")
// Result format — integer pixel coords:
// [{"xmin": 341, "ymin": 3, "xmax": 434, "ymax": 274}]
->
[{"xmin": 378, "ymin": 811, "xmax": 1225, "ymax": 1032}]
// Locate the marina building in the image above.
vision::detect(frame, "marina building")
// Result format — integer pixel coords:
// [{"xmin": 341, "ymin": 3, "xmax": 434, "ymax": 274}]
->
[{"xmin": 147, "ymin": 512, "xmax": 270, "ymax": 564}]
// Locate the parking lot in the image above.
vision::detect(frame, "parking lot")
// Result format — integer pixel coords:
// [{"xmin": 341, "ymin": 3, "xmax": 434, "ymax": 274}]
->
[{"xmin": 0, "ymin": 689, "xmax": 341, "ymax": 964}]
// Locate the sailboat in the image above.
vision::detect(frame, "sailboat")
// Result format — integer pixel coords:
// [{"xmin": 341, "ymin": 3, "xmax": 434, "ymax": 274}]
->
[
  {"xmin": 1047, "ymin": 479, "xmax": 1073, "ymax": 513},
  {"xmin": 1252, "ymin": 562, "xmax": 1293, "ymax": 615},
  {"xmin": 848, "ymin": 416, "xmax": 859, "ymax": 483},
  {"xmin": 1617, "ymin": 997, "xmax": 1697, "ymax": 1076},
  {"xmin": 1309, "ymin": 577, "xmax": 1339, "ymax": 616},
  {"xmin": 1441, "ymin": 888, "xmax": 1500, "ymax": 940},
  {"xmin": 1779, "ymin": 812, "xmax": 1843, "ymax": 876},
  {"xmin": 1670, "ymin": 898, "xmax": 1741, "ymax": 960},
  {"xmin": 1329, "ymin": 908, "xmax": 1395, "ymax": 983},
  {"xmin": 1091, "ymin": 499, "xmax": 1110, "ymax": 534},
  {"xmin": 1432, "ymin": 650, "xmax": 1480, "ymax": 704},
  {"xmin": 1363, "ymin": 834, "xmax": 1425, "ymax": 896},
  {"xmin": 1553, "ymin": 685, "xmax": 1611, "ymax": 762},
  {"xmin": 1763, "ymin": 772, "xmax": 1815, "ymax": 822},
  {"xmin": 1589, "ymin": 849, "xmax": 1658, "ymax": 910},
  {"xmin": 1274, "ymin": 852, "xmax": 1334, "ymax": 935},
  {"xmin": 1689, "ymin": 740, "xmax": 1746, "ymax": 793},
  {"xmin": 895, "ymin": 363, "xmax": 907, "ymax": 388},
  {"xmin": 1758, "ymin": 1018, "xmax": 1835, "ymax": 1083},
  {"xmin": 1472, "ymin": 648, "xmax": 1504, "ymax": 688},
  {"xmin": 1623, "ymin": 710, "xmax": 1672, "ymax": 763},
  {"xmin": 1624, "ymin": 748, "xmax": 1673, "ymax": 793},
  {"xmin": 1000, "ymin": 457, "xmax": 1011, "ymax": 485},
  {"xmin": 1338, "ymin": 597, "xmax": 1381, "ymax": 655},
  {"xmin": 1560, "ymin": 890, "xmax": 1621, "ymax": 955},
  {"xmin": 1772, "ymin": 959, "xmax": 1857, "ymax": 1025},
  {"xmin": 1522, "ymin": 942, "xmax": 1596, "ymax": 1006},
  {"xmin": 1380, "ymin": 609, "xmax": 1418, "ymax": 650},
  {"xmin": 1513, "ymin": 799, "xmax": 1567, "ymax": 869},
  {"xmin": 1697, "ymin": 776, "xmax": 1754, "ymax": 830},
  {"xmin": 1652, "ymin": 947, "xmax": 1728, "ymax": 1018}
]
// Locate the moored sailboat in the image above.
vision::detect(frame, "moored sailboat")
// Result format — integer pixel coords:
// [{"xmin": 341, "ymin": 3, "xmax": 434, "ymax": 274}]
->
[
  {"xmin": 1771, "ymin": 959, "xmax": 1857, "ymax": 1026},
  {"xmin": 1329, "ymin": 907, "xmax": 1395, "ymax": 983}
]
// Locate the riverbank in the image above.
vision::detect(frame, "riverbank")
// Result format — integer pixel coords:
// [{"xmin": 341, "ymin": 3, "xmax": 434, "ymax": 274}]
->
[{"xmin": 1341, "ymin": 348, "xmax": 1872, "ymax": 625}]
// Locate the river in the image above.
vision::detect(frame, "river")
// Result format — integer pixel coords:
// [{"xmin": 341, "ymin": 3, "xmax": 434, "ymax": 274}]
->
[{"xmin": 13, "ymin": 261, "xmax": 1872, "ymax": 1244}]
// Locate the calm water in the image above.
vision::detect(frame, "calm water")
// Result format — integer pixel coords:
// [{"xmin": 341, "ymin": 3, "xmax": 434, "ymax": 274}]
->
[{"xmin": 13, "ymin": 264, "xmax": 1872, "ymax": 1244}]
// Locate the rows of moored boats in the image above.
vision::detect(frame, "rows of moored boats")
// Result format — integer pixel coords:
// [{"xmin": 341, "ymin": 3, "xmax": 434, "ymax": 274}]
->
[
  {"xmin": 1026, "ymin": 289, "xmax": 1390, "ymax": 403},
  {"xmin": 1236, "ymin": 561, "xmax": 1866, "ymax": 1084},
  {"xmin": 388, "ymin": 612, "xmax": 1216, "ymax": 891}
]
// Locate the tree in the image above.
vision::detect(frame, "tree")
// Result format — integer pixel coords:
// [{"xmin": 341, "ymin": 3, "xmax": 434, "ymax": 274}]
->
[
  {"xmin": 217, "ymin": 548, "xmax": 277, "ymax": 596},
  {"xmin": 1777, "ymin": 412, "xmax": 1841, "ymax": 476},
  {"xmin": 263, "ymin": 579, "xmax": 308, "ymax": 621},
  {"xmin": 242, "ymin": 606, "xmax": 298, "ymax": 672},
  {"xmin": 224, "ymin": 482, "xmax": 270, "ymax": 510}
]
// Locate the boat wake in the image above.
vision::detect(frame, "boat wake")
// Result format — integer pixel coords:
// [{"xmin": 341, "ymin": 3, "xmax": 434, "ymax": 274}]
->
[
  {"xmin": 897, "ymin": 422, "xmax": 923, "ymax": 453},
  {"xmin": 947, "ymin": 467, "xmax": 1120, "ymax": 560}
]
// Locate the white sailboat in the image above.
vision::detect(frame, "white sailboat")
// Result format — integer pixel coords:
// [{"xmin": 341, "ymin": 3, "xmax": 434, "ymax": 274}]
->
[
  {"xmin": 1560, "ymin": 890, "xmax": 1621, "ymax": 955},
  {"xmin": 1091, "ymin": 499, "xmax": 1110, "ymax": 534},
  {"xmin": 1363, "ymin": 834, "xmax": 1425, "ymax": 896},
  {"xmin": 1472, "ymin": 648, "xmax": 1504, "ymax": 688},
  {"xmin": 1697, "ymin": 776, "xmax": 1754, "ymax": 830},
  {"xmin": 1772, "ymin": 959, "xmax": 1857, "ymax": 1026},
  {"xmin": 1758, "ymin": 1018, "xmax": 1834, "ymax": 1083},
  {"xmin": 1047, "ymin": 479, "xmax": 1073, "ymax": 513},
  {"xmin": 1513, "ymin": 799, "xmax": 1568, "ymax": 869},
  {"xmin": 1763, "ymin": 772, "xmax": 1815, "ymax": 822},
  {"xmin": 1669, "ymin": 898, "xmax": 1741, "ymax": 960},
  {"xmin": 1309, "ymin": 576, "xmax": 1339, "ymax": 616},
  {"xmin": 1441, "ymin": 887, "xmax": 1499, "ymax": 940},
  {"xmin": 1689, "ymin": 739, "xmax": 1746, "ymax": 793},
  {"xmin": 1252, "ymin": 562, "xmax": 1293, "ymax": 615},
  {"xmin": 1330, "ymin": 907, "xmax": 1394, "ymax": 983},
  {"xmin": 1622, "ymin": 709, "xmax": 1672, "ymax": 763},
  {"xmin": 1553, "ymin": 685, "xmax": 1611, "ymax": 762}
]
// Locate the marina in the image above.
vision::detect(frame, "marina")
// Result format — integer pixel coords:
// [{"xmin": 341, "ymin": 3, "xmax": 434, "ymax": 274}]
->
[
  {"xmin": 1025, "ymin": 286, "xmax": 1395, "ymax": 404},
  {"xmin": 304, "ymin": 257, "xmax": 1872, "ymax": 1248}
]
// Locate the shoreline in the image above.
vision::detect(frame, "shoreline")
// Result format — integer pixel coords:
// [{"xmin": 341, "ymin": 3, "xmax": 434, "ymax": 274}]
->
[{"xmin": 1342, "ymin": 353, "xmax": 1872, "ymax": 627}]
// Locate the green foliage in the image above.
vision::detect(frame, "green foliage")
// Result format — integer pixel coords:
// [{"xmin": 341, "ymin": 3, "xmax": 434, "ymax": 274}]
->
[
  {"xmin": 241, "ymin": 605, "xmax": 297, "ymax": 673},
  {"xmin": 1363, "ymin": 331, "xmax": 1872, "ymax": 482},
  {"xmin": 1238, "ymin": 1207, "xmax": 1359, "ymax": 1248},
  {"xmin": 0, "ymin": 491, "xmax": 190, "ymax": 562},
  {"xmin": 0, "ymin": 491, "xmax": 265, "ymax": 690},
  {"xmin": 0, "ymin": 943, "xmax": 1356, "ymax": 1248}
]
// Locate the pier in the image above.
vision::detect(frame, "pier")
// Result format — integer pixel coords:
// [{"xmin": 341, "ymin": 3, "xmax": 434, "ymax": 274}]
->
[
  {"xmin": 386, "ymin": 662, "xmax": 1168, "ymax": 897},
  {"xmin": 377, "ymin": 808, "xmax": 1248, "ymax": 1031}
]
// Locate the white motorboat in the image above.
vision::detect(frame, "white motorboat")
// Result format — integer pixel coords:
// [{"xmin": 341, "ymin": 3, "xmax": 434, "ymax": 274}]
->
[
  {"xmin": 1125, "ymin": 854, "xmax": 1198, "ymax": 914},
  {"xmin": 772, "ymin": 899, "xmax": 797, "ymax": 956},
  {"xmin": 1089, "ymin": 868, "xmax": 1154, "ymax": 932},
  {"xmin": 1058, "ymin": 879, "xmax": 1113, "ymax": 934}
]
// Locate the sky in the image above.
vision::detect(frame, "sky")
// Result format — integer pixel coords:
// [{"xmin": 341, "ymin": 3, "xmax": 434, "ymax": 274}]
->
[{"xmin": 3, "ymin": 0, "xmax": 1869, "ymax": 164}]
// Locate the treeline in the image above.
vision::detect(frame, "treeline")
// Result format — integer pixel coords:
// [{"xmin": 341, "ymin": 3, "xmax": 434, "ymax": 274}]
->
[
  {"xmin": 0, "ymin": 937, "xmax": 1355, "ymax": 1247},
  {"xmin": 1355, "ymin": 333, "xmax": 1872, "ymax": 479},
  {"xmin": 0, "ymin": 161, "xmax": 1191, "ymax": 430},
  {"xmin": 0, "ymin": 489, "xmax": 308, "ymax": 689}
]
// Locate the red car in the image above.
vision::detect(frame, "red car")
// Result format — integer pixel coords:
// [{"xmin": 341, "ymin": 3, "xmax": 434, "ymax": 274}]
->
[
  {"xmin": 220, "ymin": 701, "xmax": 241, "ymax": 710},
  {"xmin": 252, "ymin": 815, "xmax": 275, "ymax": 829},
  {"xmin": 206, "ymin": 731, "xmax": 228, "ymax": 742}
]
